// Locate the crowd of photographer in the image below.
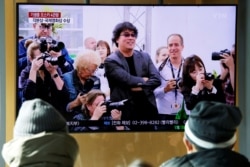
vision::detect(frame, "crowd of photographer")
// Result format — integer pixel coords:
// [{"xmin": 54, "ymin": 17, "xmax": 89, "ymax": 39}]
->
[
  {"xmin": 154, "ymin": 40, "xmax": 235, "ymax": 125},
  {"xmin": 17, "ymin": 22, "xmax": 131, "ymax": 132},
  {"xmin": 17, "ymin": 22, "xmax": 236, "ymax": 132}
]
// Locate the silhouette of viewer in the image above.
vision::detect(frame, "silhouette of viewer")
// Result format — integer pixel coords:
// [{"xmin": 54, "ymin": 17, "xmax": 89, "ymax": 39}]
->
[
  {"xmin": 2, "ymin": 98, "xmax": 79, "ymax": 167},
  {"xmin": 160, "ymin": 101, "xmax": 250, "ymax": 167}
]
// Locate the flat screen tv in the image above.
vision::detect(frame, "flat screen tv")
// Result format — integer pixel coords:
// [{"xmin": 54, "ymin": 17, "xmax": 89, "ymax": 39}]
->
[{"xmin": 16, "ymin": 3, "xmax": 237, "ymax": 133}]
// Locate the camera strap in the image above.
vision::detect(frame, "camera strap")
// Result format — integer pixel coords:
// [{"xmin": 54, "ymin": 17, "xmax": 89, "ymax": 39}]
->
[
  {"xmin": 169, "ymin": 60, "xmax": 182, "ymax": 82},
  {"xmin": 158, "ymin": 57, "xmax": 183, "ymax": 102},
  {"xmin": 169, "ymin": 59, "xmax": 183, "ymax": 103},
  {"xmin": 158, "ymin": 57, "xmax": 169, "ymax": 72}
]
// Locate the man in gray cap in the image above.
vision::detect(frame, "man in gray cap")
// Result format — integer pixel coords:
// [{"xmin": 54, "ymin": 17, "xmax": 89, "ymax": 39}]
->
[
  {"xmin": 160, "ymin": 101, "xmax": 250, "ymax": 167},
  {"xmin": 2, "ymin": 98, "xmax": 79, "ymax": 167}
]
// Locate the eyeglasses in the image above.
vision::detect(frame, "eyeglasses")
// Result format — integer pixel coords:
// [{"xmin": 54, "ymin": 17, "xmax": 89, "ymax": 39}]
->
[
  {"xmin": 39, "ymin": 24, "xmax": 52, "ymax": 30},
  {"xmin": 120, "ymin": 33, "xmax": 137, "ymax": 38},
  {"xmin": 83, "ymin": 67, "xmax": 97, "ymax": 75}
]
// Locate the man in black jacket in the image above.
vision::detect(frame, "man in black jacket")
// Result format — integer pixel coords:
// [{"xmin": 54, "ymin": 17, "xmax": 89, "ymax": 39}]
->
[
  {"xmin": 104, "ymin": 21, "xmax": 161, "ymax": 131},
  {"xmin": 160, "ymin": 101, "xmax": 250, "ymax": 167}
]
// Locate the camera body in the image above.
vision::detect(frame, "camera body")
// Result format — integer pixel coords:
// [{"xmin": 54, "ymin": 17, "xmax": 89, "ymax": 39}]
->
[
  {"xmin": 211, "ymin": 49, "xmax": 231, "ymax": 60},
  {"xmin": 37, "ymin": 53, "xmax": 66, "ymax": 66},
  {"xmin": 205, "ymin": 72, "xmax": 215, "ymax": 81},
  {"xmin": 175, "ymin": 78, "xmax": 182, "ymax": 89},
  {"xmin": 101, "ymin": 99, "xmax": 128, "ymax": 115},
  {"xmin": 36, "ymin": 37, "xmax": 66, "ymax": 68}
]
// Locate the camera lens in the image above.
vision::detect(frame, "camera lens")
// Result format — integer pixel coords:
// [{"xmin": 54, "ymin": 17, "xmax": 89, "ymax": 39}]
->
[
  {"xmin": 211, "ymin": 52, "xmax": 223, "ymax": 60},
  {"xmin": 205, "ymin": 73, "xmax": 214, "ymax": 80}
]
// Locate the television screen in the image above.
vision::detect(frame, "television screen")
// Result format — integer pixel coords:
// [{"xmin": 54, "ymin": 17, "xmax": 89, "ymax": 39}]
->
[{"xmin": 17, "ymin": 3, "xmax": 237, "ymax": 132}]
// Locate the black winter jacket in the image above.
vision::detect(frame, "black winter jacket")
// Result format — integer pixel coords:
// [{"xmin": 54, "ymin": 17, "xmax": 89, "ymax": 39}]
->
[{"xmin": 160, "ymin": 149, "xmax": 250, "ymax": 167}]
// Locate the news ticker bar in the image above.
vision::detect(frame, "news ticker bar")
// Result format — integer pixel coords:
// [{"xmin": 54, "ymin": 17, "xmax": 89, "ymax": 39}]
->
[{"xmin": 67, "ymin": 119, "xmax": 187, "ymax": 127}]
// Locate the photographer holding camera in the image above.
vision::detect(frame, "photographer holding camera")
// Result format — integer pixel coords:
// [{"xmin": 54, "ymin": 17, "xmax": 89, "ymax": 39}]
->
[
  {"xmin": 18, "ymin": 23, "xmax": 74, "ymax": 111},
  {"xmin": 213, "ymin": 44, "xmax": 236, "ymax": 105},
  {"xmin": 63, "ymin": 49, "xmax": 101, "ymax": 121},
  {"xmin": 181, "ymin": 55, "xmax": 225, "ymax": 110},
  {"xmin": 70, "ymin": 89, "xmax": 128, "ymax": 132},
  {"xmin": 18, "ymin": 23, "xmax": 74, "ymax": 75},
  {"xmin": 19, "ymin": 39, "xmax": 70, "ymax": 115},
  {"xmin": 154, "ymin": 34, "xmax": 185, "ymax": 122}
]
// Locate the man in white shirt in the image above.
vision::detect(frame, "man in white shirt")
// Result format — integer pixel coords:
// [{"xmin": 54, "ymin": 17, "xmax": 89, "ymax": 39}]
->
[{"xmin": 154, "ymin": 34, "xmax": 186, "ymax": 129}]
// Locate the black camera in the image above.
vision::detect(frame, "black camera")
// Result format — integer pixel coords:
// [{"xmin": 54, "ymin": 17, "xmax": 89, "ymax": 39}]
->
[
  {"xmin": 78, "ymin": 79, "xmax": 95, "ymax": 96},
  {"xmin": 102, "ymin": 99, "xmax": 128, "ymax": 115},
  {"xmin": 175, "ymin": 78, "xmax": 182, "ymax": 89},
  {"xmin": 37, "ymin": 53, "xmax": 66, "ymax": 66},
  {"xmin": 36, "ymin": 37, "xmax": 66, "ymax": 69},
  {"xmin": 83, "ymin": 79, "xmax": 94, "ymax": 93},
  {"xmin": 211, "ymin": 49, "xmax": 231, "ymax": 60},
  {"xmin": 205, "ymin": 72, "xmax": 215, "ymax": 81},
  {"xmin": 38, "ymin": 37, "xmax": 65, "ymax": 53}
]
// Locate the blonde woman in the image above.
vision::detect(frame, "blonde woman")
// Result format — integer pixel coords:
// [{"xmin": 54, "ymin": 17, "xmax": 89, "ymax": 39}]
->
[{"xmin": 63, "ymin": 49, "xmax": 101, "ymax": 118}]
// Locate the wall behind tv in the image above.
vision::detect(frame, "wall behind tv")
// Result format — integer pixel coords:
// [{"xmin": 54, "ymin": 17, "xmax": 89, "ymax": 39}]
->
[
  {"xmin": 2, "ymin": 0, "xmax": 250, "ymax": 167},
  {"xmin": 0, "ymin": 0, "xmax": 6, "ymax": 166}
]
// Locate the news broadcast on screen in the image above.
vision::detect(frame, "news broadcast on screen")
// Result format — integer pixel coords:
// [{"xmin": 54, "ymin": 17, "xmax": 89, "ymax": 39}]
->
[{"xmin": 17, "ymin": 4, "xmax": 237, "ymax": 132}]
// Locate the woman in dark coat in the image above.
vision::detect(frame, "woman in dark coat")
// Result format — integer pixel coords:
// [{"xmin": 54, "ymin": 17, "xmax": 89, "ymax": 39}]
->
[{"xmin": 181, "ymin": 54, "xmax": 225, "ymax": 110}]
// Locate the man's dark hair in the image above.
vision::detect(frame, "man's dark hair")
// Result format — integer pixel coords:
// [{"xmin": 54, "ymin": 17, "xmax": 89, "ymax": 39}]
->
[{"xmin": 111, "ymin": 21, "xmax": 138, "ymax": 47}]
